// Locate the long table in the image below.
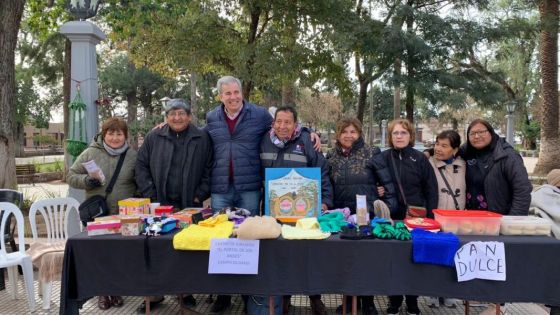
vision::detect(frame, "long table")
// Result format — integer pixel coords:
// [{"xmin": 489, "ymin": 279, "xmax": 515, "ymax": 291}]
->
[{"xmin": 60, "ymin": 231, "xmax": 560, "ymax": 315}]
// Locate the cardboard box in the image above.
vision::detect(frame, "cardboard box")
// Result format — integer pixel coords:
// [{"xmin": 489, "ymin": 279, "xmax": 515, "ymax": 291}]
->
[
  {"xmin": 120, "ymin": 216, "xmax": 143, "ymax": 236},
  {"xmin": 118, "ymin": 198, "xmax": 150, "ymax": 215},
  {"xmin": 171, "ymin": 208, "xmax": 203, "ymax": 224},
  {"xmin": 87, "ymin": 220, "xmax": 121, "ymax": 236},
  {"xmin": 155, "ymin": 205, "xmax": 174, "ymax": 216}
]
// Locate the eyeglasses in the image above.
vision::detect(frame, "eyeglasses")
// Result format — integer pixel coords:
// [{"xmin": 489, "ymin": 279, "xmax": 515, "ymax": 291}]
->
[
  {"xmin": 167, "ymin": 111, "xmax": 188, "ymax": 118},
  {"xmin": 391, "ymin": 131, "xmax": 409, "ymax": 137},
  {"xmin": 469, "ymin": 130, "xmax": 488, "ymax": 137}
]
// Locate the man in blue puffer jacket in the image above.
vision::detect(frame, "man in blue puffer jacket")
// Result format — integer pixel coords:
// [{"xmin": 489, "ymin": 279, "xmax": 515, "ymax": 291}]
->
[{"xmin": 205, "ymin": 76, "xmax": 273, "ymax": 216}]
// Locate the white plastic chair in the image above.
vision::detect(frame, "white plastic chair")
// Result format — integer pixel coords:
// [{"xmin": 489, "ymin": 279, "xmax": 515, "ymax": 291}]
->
[
  {"xmin": 0, "ymin": 202, "xmax": 36, "ymax": 312},
  {"xmin": 28, "ymin": 197, "xmax": 81, "ymax": 309}
]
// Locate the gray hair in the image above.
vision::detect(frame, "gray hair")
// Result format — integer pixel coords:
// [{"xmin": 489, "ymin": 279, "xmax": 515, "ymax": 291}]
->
[
  {"xmin": 216, "ymin": 76, "xmax": 242, "ymax": 94},
  {"xmin": 164, "ymin": 99, "xmax": 191, "ymax": 115}
]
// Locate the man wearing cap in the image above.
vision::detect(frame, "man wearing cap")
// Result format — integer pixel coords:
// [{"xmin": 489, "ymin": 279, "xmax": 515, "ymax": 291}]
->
[{"xmin": 135, "ymin": 99, "xmax": 212, "ymax": 313}]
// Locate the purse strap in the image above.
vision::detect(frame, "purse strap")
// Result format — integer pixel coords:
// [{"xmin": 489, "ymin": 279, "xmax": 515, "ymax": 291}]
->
[
  {"xmin": 438, "ymin": 166, "xmax": 460, "ymax": 210},
  {"xmin": 105, "ymin": 149, "xmax": 128, "ymax": 197},
  {"xmin": 390, "ymin": 152, "xmax": 408, "ymax": 206}
]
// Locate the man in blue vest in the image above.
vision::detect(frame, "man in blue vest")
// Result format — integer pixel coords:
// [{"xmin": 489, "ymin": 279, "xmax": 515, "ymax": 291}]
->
[{"xmin": 205, "ymin": 77, "xmax": 321, "ymax": 313}]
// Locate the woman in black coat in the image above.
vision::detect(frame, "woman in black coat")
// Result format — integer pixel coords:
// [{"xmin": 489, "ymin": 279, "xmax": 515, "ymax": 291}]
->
[
  {"xmin": 462, "ymin": 119, "xmax": 531, "ymax": 215},
  {"xmin": 327, "ymin": 117, "xmax": 397, "ymax": 214},
  {"xmin": 379, "ymin": 118, "xmax": 438, "ymax": 315},
  {"xmin": 326, "ymin": 117, "xmax": 397, "ymax": 315}
]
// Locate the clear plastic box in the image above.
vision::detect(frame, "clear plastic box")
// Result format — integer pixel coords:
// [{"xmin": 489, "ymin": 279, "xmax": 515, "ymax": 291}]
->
[
  {"xmin": 500, "ymin": 215, "xmax": 551, "ymax": 236},
  {"xmin": 433, "ymin": 209, "xmax": 503, "ymax": 235}
]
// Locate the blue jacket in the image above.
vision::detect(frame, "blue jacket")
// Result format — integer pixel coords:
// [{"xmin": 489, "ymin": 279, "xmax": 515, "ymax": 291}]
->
[{"xmin": 205, "ymin": 101, "xmax": 273, "ymax": 194}]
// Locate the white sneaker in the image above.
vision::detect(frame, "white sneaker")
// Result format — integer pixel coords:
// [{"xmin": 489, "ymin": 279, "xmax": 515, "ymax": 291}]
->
[
  {"xmin": 443, "ymin": 298, "xmax": 457, "ymax": 308},
  {"xmin": 427, "ymin": 297, "xmax": 439, "ymax": 308},
  {"xmin": 479, "ymin": 304, "xmax": 508, "ymax": 315}
]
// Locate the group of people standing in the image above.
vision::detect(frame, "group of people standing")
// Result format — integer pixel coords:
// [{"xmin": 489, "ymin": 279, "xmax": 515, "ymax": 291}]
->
[{"xmin": 67, "ymin": 75, "xmax": 533, "ymax": 315}]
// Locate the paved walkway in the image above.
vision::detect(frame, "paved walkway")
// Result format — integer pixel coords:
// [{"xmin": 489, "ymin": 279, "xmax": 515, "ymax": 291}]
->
[{"xmin": 0, "ymin": 277, "xmax": 552, "ymax": 315}]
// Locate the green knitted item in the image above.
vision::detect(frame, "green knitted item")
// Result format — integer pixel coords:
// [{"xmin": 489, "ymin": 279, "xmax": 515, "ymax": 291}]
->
[
  {"xmin": 373, "ymin": 223, "xmax": 395, "ymax": 239},
  {"xmin": 393, "ymin": 222, "xmax": 412, "ymax": 241},
  {"xmin": 318, "ymin": 212, "xmax": 347, "ymax": 233}
]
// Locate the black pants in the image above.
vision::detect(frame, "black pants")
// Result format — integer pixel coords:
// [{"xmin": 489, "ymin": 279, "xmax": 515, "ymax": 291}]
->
[{"xmin": 388, "ymin": 295, "xmax": 418, "ymax": 309}]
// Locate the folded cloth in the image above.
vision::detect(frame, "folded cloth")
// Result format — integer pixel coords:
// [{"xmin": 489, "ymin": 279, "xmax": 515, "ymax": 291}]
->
[
  {"xmin": 323, "ymin": 207, "xmax": 351, "ymax": 221},
  {"xmin": 411, "ymin": 228, "xmax": 460, "ymax": 267},
  {"xmin": 235, "ymin": 216, "xmax": 282, "ymax": 240},
  {"xmin": 281, "ymin": 217, "xmax": 331, "ymax": 240},
  {"xmin": 393, "ymin": 222, "xmax": 412, "ymax": 241},
  {"xmin": 373, "ymin": 223, "xmax": 395, "ymax": 239},
  {"xmin": 26, "ymin": 241, "xmax": 66, "ymax": 282},
  {"xmin": 173, "ymin": 214, "xmax": 234, "ymax": 250},
  {"xmin": 318, "ymin": 212, "xmax": 347, "ymax": 233}
]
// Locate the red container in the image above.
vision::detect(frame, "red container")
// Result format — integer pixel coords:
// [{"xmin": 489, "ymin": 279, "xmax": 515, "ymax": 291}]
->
[
  {"xmin": 432, "ymin": 209, "xmax": 502, "ymax": 235},
  {"xmin": 155, "ymin": 205, "xmax": 174, "ymax": 216}
]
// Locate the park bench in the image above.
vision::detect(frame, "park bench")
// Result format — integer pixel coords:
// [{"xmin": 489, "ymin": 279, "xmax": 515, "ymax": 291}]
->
[{"xmin": 16, "ymin": 164, "xmax": 38, "ymax": 185}]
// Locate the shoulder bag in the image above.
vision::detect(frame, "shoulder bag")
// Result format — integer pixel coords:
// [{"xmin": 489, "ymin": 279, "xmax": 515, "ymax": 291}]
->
[
  {"xmin": 390, "ymin": 152, "xmax": 427, "ymax": 218},
  {"xmin": 79, "ymin": 150, "xmax": 128, "ymax": 225}
]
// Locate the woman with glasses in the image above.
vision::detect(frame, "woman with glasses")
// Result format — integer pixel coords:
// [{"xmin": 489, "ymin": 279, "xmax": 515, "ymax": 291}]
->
[
  {"xmin": 463, "ymin": 119, "xmax": 531, "ymax": 215},
  {"xmin": 379, "ymin": 118, "xmax": 438, "ymax": 315}
]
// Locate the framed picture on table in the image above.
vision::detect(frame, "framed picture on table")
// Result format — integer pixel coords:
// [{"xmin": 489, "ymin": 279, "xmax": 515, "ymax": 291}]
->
[{"xmin": 264, "ymin": 168, "xmax": 321, "ymax": 223}]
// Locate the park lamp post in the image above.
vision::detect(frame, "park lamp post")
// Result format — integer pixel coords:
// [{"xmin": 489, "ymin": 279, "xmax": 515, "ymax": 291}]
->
[
  {"xmin": 160, "ymin": 97, "xmax": 170, "ymax": 122},
  {"xmin": 506, "ymin": 100, "xmax": 517, "ymax": 145},
  {"xmin": 381, "ymin": 119, "xmax": 388, "ymax": 148},
  {"xmin": 66, "ymin": 0, "xmax": 100, "ymax": 20}
]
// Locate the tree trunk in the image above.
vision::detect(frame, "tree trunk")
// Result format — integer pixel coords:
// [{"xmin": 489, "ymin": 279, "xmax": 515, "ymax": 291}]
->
[
  {"xmin": 281, "ymin": 83, "xmax": 295, "ymax": 106},
  {"xmin": 357, "ymin": 79, "xmax": 369, "ymax": 123},
  {"xmin": 0, "ymin": 0, "xmax": 25, "ymax": 189},
  {"xmin": 405, "ymin": 7, "xmax": 415, "ymax": 123},
  {"xmin": 14, "ymin": 121, "xmax": 24, "ymax": 157},
  {"xmin": 534, "ymin": 0, "xmax": 560, "ymax": 175},
  {"xmin": 126, "ymin": 92, "xmax": 138, "ymax": 149},
  {"xmin": 190, "ymin": 72, "xmax": 197, "ymax": 124},
  {"xmin": 63, "ymin": 38, "xmax": 71, "ymax": 181},
  {"xmin": 393, "ymin": 58, "xmax": 401, "ymax": 119}
]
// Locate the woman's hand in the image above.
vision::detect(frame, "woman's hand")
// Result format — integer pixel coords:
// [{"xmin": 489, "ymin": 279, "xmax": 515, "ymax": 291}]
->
[
  {"xmin": 310, "ymin": 132, "xmax": 322, "ymax": 151},
  {"xmin": 85, "ymin": 176, "xmax": 102, "ymax": 189}
]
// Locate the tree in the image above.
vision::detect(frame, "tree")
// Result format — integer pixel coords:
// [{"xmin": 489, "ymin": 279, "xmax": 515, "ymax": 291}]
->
[
  {"xmin": 0, "ymin": 0, "xmax": 26, "ymax": 189},
  {"xmin": 533, "ymin": 0, "xmax": 560, "ymax": 175}
]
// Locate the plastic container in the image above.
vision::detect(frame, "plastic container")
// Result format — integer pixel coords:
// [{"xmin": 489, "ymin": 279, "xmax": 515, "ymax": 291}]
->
[
  {"xmin": 404, "ymin": 217, "xmax": 441, "ymax": 232},
  {"xmin": 500, "ymin": 215, "xmax": 552, "ymax": 236},
  {"xmin": 433, "ymin": 209, "xmax": 502, "ymax": 235}
]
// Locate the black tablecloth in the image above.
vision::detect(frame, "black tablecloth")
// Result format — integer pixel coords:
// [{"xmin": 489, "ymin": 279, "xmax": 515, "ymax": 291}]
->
[{"xmin": 60, "ymin": 231, "xmax": 560, "ymax": 315}]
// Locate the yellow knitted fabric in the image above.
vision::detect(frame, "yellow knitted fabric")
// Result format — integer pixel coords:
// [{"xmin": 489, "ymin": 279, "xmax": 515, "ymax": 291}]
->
[
  {"xmin": 173, "ymin": 214, "xmax": 234, "ymax": 250},
  {"xmin": 281, "ymin": 217, "xmax": 331, "ymax": 240}
]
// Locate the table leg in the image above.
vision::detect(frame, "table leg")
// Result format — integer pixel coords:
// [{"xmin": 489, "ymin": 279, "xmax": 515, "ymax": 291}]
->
[
  {"xmin": 464, "ymin": 300, "xmax": 470, "ymax": 315},
  {"xmin": 352, "ymin": 296, "xmax": 358, "ymax": 315},
  {"xmin": 342, "ymin": 295, "xmax": 347, "ymax": 315},
  {"xmin": 0, "ymin": 268, "xmax": 5, "ymax": 291},
  {"xmin": 269, "ymin": 296, "xmax": 275, "ymax": 315},
  {"xmin": 145, "ymin": 296, "xmax": 151, "ymax": 315},
  {"xmin": 495, "ymin": 304, "xmax": 500, "ymax": 315}
]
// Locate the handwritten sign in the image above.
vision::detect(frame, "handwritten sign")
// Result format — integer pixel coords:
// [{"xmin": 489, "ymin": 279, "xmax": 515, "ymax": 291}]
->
[
  {"xmin": 208, "ymin": 239, "xmax": 260, "ymax": 274},
  {"xmin": 454, "ymin": 241, "xmax": 506, "ymax": 282}
]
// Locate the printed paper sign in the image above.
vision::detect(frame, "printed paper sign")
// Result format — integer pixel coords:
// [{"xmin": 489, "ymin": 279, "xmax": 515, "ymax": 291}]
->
[
  {"xmin": 81, "ymin": 160, "xmax": 105, "ymax": 182},
  {"xmin": 454, "ymin": 241, "xmax": 506, "ymax": 282},
  {"xmin": 208, "ymin": 239, "xmax": 260, "ymax": 274}
]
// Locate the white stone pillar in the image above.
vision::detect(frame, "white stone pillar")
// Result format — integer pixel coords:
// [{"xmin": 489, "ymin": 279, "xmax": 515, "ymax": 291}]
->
[{"xmin": 60, "ymin": 21, "xmax": 106, "ymax": 203}]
